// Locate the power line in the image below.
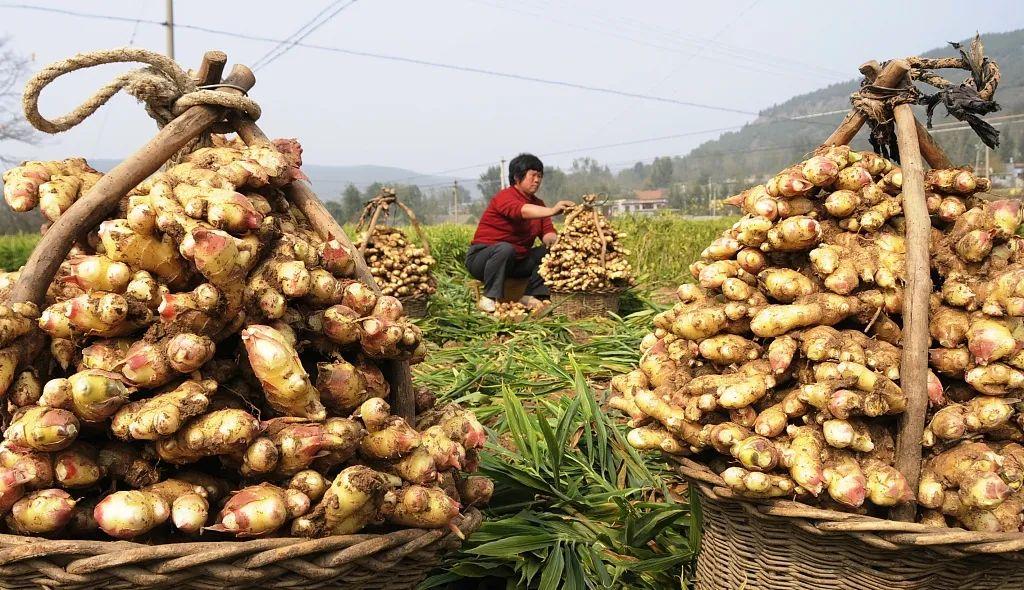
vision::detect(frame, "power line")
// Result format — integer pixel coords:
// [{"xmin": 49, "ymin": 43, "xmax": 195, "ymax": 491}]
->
[
  {"xmin": 252, "ymin": 0, "xmax": 346, "ymax": 70},
  {"xmin": 254, "ymin": 0, "xmax": 360, "ymax": 71},
  {"xmin": 0, "ymin": 3, "xmax": 836, "ymax": 126},
  {"xmin": 549, "ymin": 0, "xmax": 850, "ymax": 79},
  {"xmin": 8, "ymin": 4, "xmax": 1021, "ymax": 189},
  {"xmin": 466, "ymin": 0, "xmax": 842, "ymax": 84},
  {"xmin": 351, "ymin": 111, "xmax": 1024, "ymax": 187},
  {"xmin": 586, "ymin": 0, "xmax": 763, "ymax": 141},
  {"xmin": 379, "ymin": 115, "xmax": 1024, "ymax": 189},
  {"xmin": 357, "ymin": 124, "xmax": 754, "ymax": 186}
]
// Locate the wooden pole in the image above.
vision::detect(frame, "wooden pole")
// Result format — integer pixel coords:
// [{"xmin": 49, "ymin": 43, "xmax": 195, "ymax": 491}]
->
[
  {"xmin": 360, "ymin": 203, "xmax": 387, "ymax": 255},
  {"xmin": 9, "ymin": 57, "xmax": 252, "ymax": 308},
  {"xmin": 891, "ymin": 103, "xmax": 932, "ymax": 522},
  {"xmin": 820, "ymin": 60, "xmax": 911, "ymax": 148},
  {"xmin": 228, "ymin": 95, "xmax": 416, "ymax": 422},
  {"xmin": 832, "ymin": 58, "xmax": 954, "ymax": 169},
  {"xmin": 915, "ymin": 118, "xmax": 954, "ymax": 169},
  {"xmin": 227, "ymin": 108, "xmax": 379, "ymax": 291},
  {"xmin": 193, "ymin": 50, "xmax": 226, "ymax": 86}
]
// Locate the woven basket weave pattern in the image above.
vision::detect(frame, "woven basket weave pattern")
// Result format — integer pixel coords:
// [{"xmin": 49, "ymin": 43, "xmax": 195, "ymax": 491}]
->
[
  {"xmin": 0, "ymin": 508, "xmax": 480, "ymax": 590},
  {"xmin": 399, "ymin": 297, "xmax": 429, "ymax": 318},
  {"xmin": 693, "ymin": 485, "xmax": 1024, "ymax": 590},
  {"xmin": 550, "ymin": 291, "xmax": 620, "ymax": 320},
  {"xmin": 674, "ymin": 457, "xmax": 1024, "ymax": 590}
]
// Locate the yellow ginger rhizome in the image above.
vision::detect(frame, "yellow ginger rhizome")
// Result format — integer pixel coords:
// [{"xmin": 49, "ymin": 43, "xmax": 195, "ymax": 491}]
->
[
  {"xmin": 613, "ymin": 146, "xmax": 1024, "ymax": 531},
  {"xmin": 539, "ymin": 194, "xmax": 635, "ymax": 293},
  {"xmin": 362, "ymin": 226, "xmax": 437, "ymax": 300},
  {"xmin": 0, "ymin": 139, "xmax": 490, "ymax": 540}
]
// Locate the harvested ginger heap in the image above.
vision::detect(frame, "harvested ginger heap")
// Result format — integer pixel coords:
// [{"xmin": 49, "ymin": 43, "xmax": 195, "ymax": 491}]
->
[
  {"xmin": 363, "ymin": 226, "xmax": 437, "ymax": 300},
  {"xmin": 613, "ymin": 145, "xmax": 1024, "ymax": 532},
  {"xmin": 539, "ymin": 194, "xmax": 634, "ymax": 293},
  {"xmin": 0, "ymin": 139, "xmax": 489, "ymax": 540}
]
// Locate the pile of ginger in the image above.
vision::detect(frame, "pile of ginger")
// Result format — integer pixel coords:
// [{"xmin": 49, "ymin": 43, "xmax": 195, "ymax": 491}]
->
[
  {"xmin": 613, "ymin": 145, "xmax": 1024, "ymax": 533},
  {"xmin": 0, "ymin": 137, "xmax": 489, "ymax": 540}
]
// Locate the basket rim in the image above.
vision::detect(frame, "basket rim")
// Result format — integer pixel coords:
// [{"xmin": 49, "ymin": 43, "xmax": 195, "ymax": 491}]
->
[
  {"xmin": 673, "ymin": 456, "xmax": 1024, "ymax": 556},
  {"xmin": 549, "ymin": 288, "xmax": 627, "ymax": 296},
  {"xmin": 0, "ymin": 507, "xmax": 482, "ymax": 576}
]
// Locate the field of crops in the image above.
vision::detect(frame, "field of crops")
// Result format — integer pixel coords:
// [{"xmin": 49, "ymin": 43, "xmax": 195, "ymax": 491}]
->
[{"xmin": 0, "ymin": 214, "xmax": 733, "ymax": 589}]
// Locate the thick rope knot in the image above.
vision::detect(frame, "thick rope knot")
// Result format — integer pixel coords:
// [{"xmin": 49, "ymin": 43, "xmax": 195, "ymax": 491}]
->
[
  {"xmin": 850, "ymin": 82, "xmax": 921, "ymax": 127},
  {"xmin": 23, "ymin": 47, "xmax": 260, "ymax": 135},
  {"xmin": 849, "ymin": 70, "xmax": 922, "ymax": 162}
]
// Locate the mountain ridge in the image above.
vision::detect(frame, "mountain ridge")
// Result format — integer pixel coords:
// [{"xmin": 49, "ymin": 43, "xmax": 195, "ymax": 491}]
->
[{"xmin": 672, "ymin": 29, "xmax": 1024, "ymax": 184}]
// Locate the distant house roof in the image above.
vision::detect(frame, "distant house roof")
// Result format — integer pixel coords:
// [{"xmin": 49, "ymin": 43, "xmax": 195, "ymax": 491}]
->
[{"xmin": 633, "ymin": 189, "xmax": 667, "ymax": 201}]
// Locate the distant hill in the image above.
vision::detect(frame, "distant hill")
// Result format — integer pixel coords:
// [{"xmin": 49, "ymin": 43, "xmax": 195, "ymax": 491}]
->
[
  {"xmin": 88, "ymin": 160, "xmax": 475, "ymax": 200},
  {"xmin": 671, "ymin": 30, "xmax": 1024, "ymax": 184}
]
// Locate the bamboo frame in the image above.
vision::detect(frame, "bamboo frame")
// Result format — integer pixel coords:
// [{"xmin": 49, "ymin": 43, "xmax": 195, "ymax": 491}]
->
[
  {"xmin": 223, "ymin": 62, "xmax": 416, "ymax": 423},
  {"xmin": 815, "ymin": 61, "xmax": 946, "ymax": 520}
]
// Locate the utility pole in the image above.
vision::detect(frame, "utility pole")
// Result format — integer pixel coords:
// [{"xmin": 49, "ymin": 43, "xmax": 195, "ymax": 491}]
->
[
  {"xmin": 453, "ymin": 180, "xmax": 459, "ymax": 220},
  {"xmin": 165, "ymin": 0, "xmax": 175, "ymax": 59},
  {"xmin": 985, "ymin": 147, "xmax": 991, "ymax": 179},
  {"xmin": 706, "ymin": 178, "xmax": 712, "ymax": 217},
  {"xmin": 499, "ymin": 158, "xmax": 507, "ymax": 189}
]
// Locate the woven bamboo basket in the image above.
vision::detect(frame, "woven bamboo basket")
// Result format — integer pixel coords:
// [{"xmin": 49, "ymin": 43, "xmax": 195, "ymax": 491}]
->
[
  {"xmin": 0, "ymin": 509, "xmax": 482, "ymax": 590},
  {"xmin": 657, "ymin": 49, "xmax": 1020, "ymax": 590},
  {"xmin": 0, "ymin": 49, "xmax": 482, "ymax": 590},
  {"xmin": 549, "ymin": 290, "xmax": 621, "ymax": 320},
  {"xmin": 400, "ymin": 296, "xmax": 429, "ymax": 318},
  {"xmin": 676, "ymin": 458, "xmax": 1024, "ymax": 590}
]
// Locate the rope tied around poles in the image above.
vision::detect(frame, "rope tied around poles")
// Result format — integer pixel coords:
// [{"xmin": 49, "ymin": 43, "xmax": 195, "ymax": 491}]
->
[
  {"xmin": 22, "ymin": 48, "xmax": 262, "ymax": 163},
  {"xmin": 23, "ymin": 47, "xmax": 261, "ymax": 134},
  {"xmin": 850, "ymin": 79, "xmax": 921, "ymax": 162},
  {"xmin": 849, "ymin": 34, "xmax": 1001, "ymax": 162}
]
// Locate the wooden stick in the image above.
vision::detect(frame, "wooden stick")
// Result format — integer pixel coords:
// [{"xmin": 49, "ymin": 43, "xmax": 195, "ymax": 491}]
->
[
  {"xmin": 820, "ymin": 60, "xmax": 911, "ymax": 148},
  {"xmin": 395, "ymin": 201, "xmax": 431, "ymax": 257},
  {"xmin": 228, "ymin": 108, "xmax": 379, "ymax": 291},
  {"xmin": 360, "ymin": 202, "xmax": 387, "ymax": 255},
  {"xmin": 9, "ymin": 60, "xmax": 252, "ymax": 308},
  {"xmin": 228, "ymin": 96, "xmax": 416, "ymax": 421},
  {"xmin": 915, "ymin": 117, "xmax": 955, "ymax": 169},
  {"xmin": 194, "ymin": 51, "xmax": 227, "ymax": 86},
  {"xmin": 890, "ymin": 103, "xmax": 932, "ymax": 522},
  {"xmin": 859, "ymin": 60, "xmax": 881, "ymax": 80}
]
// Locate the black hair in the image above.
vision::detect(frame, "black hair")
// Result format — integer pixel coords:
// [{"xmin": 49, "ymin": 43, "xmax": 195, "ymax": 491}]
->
[{"xmin": 509, "ymin": 153, "xmax": 544, "ymax": 185}]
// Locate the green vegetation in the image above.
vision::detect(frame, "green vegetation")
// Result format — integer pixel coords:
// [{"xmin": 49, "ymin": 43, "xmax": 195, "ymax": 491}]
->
[
  {"xmin": 0, "ymin": 215, "xmax": 737, "ymax": 292},
  {"xmin": 0, "ymin": 233, "xmax": 38, "ymax": 271},
  {"xmin": 413, "ymin": 219, "xmax": 702, "ymax": 589}
]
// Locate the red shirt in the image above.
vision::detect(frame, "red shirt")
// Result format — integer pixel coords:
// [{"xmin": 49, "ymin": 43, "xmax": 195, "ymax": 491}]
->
[{"xmin": 472, "ymin": 186, "xmax": 556, "ymax": 257}]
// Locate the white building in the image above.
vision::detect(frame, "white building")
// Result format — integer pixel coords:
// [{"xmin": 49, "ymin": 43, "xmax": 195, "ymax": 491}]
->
[{"xmin": 605, "ymin": 189, "xmax": 670, "ymax": 217}]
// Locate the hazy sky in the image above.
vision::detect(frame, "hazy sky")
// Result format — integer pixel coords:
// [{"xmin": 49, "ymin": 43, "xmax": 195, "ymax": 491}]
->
[{"xmin": 0, "ymin": 0, "xmax": 1022, "ymax": 183}]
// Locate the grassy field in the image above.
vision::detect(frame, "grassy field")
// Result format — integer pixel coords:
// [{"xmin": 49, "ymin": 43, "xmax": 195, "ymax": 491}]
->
[
  {"xmin": 0, "ymin": 214, "xmax": 736, "ymax": 288},
  {"xmin": 412, "ymin": 217, "xmax": 712, "ymax": 589},
  {"xmin": 0, "ymin": 214, "xmax": 729, "ymax": 589}
]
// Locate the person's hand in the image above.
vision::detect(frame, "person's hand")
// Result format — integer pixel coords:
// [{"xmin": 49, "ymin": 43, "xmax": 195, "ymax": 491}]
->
[{"xmin": 552, "ymin": 200, "xmax": 576, "ymax": 214}]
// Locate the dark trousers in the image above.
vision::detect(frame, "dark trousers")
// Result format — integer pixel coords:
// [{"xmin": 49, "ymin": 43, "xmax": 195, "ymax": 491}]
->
[{"xmin": 465, "ymin": 242, "xmax": 549, "ymax": 299}]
